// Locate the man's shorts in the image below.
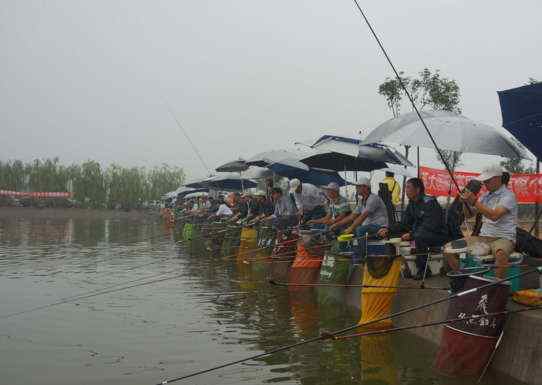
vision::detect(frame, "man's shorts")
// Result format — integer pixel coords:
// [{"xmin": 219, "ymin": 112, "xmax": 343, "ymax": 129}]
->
[{"xmin": 466, "ymin": 236, "xmax": 515, "ymax": 259}]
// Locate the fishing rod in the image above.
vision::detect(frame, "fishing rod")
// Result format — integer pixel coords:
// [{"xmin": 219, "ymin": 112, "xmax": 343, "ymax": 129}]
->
[
  {"xmin": 350, "ymin": 0, "xmax": 466, "ymax": 201},
  {"xmin": 0, "ymin": 267, "xmax": 243, "ymax": 320},
  {"xmin": 155, "ymin": 267, "xmax": 542, "ymax": 384},
  {"xmin": 331, "ymin": 305, "xmax": 542, "ymax": 340},
  {"xmin": 268, "ymin": 279, "xmax": 448, "ymax": 291},
  {"xmin": 165, "ymin": 104, "xmax": 211, "ymax": 175}
]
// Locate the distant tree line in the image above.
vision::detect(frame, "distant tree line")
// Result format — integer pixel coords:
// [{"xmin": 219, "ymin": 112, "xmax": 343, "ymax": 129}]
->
[{"xmin": 0, "ymin": 158, "xmax": 185, "ymax": 209}]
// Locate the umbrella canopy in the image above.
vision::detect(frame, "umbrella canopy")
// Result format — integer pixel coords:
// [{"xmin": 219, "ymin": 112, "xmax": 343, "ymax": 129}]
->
[
  {"xmin": 301, "ymin": 135, "xmax": 412, "ymax": 171},
  {"xmin": 215, "ymin": 159, "xmax": 249, "ymax": 172},
  {"xmin": 183, "ymin": 191, "xmax": 209, "ymax": 199},
  {"xmin": 185, "ymin": 174, "xmax": 256, "ymax": 191},
  {"xmin": 498, "ymin": 83, "xmax": 542, "ymax": 160},
  {"xmin": 245, "ymin": 149, "xmax": 313, "ymax": 167},
  {"xmin": 267, "ymin": 159, "xmax": 347, "ymax": 186},
  {"xmin": 362, "ymin": 110, "xmax": 531, "ymax": 159}
]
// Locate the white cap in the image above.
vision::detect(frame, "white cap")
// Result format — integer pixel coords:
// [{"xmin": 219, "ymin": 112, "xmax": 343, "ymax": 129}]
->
[
  {"xmin": 289, "ymin": 178, "xmax": 301, "ymax": 193},
  {"xmin": 252, "ymin": 190, "xmax": 266, "ymax": 197},
  {"xmin": 322, "ymin": 182, "xmax": 340, "ymax": 191},
  {"xmin": 477, "ymin": 165, "xmax": 503, "ymax": 182},
  {"xmin": 355, "ymin": 176, "xmax": 371, "ymax": 187}
]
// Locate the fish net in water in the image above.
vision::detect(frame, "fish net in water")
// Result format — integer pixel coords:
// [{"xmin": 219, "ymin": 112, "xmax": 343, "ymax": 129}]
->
[
  {"xmin": 434, "ymin": 275, "xmax": 509, "ymax": 377},
  {"xmin": 359, "ymin": 257, "xmax": 402, "ymax": 330},
  {"xmin": 237, "ymin": 227, "xmax": 258, "ymax": 260}
]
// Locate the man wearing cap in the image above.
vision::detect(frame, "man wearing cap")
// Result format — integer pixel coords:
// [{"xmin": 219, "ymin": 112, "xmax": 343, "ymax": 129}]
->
[
  {"xmin": 330, "ymin": 177, "xmax": 388, "ymax": 250},
  {"xmin": 307, "ymin": 182, "xmax": 351, "ymax": 228},
  {"xmin": 248, "ymin": 190, "xmax": 274, "ymax": 225},
  {"xmin": 455, "ymin": 165, "xmax": 518, "ymax": 279},
  {"xmin": 264, "ymin": 187, "xmax": 298, "ymax": 229},
  {"xmin": 289, "ymin": 179, "xmax": 327, "ymax": 222}
]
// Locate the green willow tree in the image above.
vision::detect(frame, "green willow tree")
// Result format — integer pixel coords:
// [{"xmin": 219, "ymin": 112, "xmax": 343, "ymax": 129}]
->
[
  {"xmin": 378, "ymin": 68, "xmax": 462, "ymax": 171},
  {"xmin": 0, "ymin": 158, "xmax": 185, "ymax": 209}
]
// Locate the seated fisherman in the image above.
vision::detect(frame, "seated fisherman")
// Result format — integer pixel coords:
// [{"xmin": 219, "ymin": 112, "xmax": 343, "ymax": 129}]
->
[
  {"xmin": 307, "ymin": 182, "xmax": 351, "ymax": 229},
  {"xmin": 264, "ymin": 187, "xmax": 298, "ymax": 229},
  {"xmin": 330, "ymin": 177, "xmax": 388, "ymax": 246},
  {"xmin": 448, "ymin": 165, "xmax": 518, "ymax": 279},
  {"xmin": 289, "ymin": 178, "xmax": 327, "ymax": 222},
  {"xmin": 212, "ymin": 193, "xmax": 235, "ymax": 219},
  {"xmin": 248, "ymin": 190, "xmax": 274, "ymax": 225},
  {"xmin": 231, "ymin": 192, "xmax": 252, "ymax": 222},
  {"xmin": 378, "ymin": 177, "xmax": 449, "ymax": 280}
]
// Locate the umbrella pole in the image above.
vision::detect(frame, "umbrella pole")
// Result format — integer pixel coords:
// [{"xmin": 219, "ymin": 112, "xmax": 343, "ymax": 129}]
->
[
  {"xmin": 536, "ymin": 159, "xmax": 540, "ymax": 238},
  {"xmin": 401, "ymin": 145, "xmax": 410, "ymax": 212},
  {"xmin": 416, "ymin": 146, "xmax": 420, "ymax": 178}
]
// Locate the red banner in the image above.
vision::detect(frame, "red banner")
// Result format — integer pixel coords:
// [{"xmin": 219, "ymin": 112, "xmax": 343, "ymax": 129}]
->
[
  {"xmin": 0, "ymin": 190, "xmax": 73, "ymax": 199},
  {"xmin": 419, "ymin": 166, "xmax": 542, "ymax": 204}
]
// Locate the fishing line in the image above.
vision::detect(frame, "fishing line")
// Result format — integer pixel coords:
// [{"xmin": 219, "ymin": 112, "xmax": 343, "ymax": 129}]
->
[
  {"xmin": 332, "ymin": 305, "xmax": 542, "ymax": 340},
  {"xmin": 0, "ymin": 265, "xmax": 242, "ymax": 320},
  {"xmin": 350, "ymin": 0, "xmax": 463, "ymax": 196},
  {"xmin": 165, "ymin": 103, "xmax": 211, "ymax": 175},
  {"xmin": 155, "ymin": 267, "xmax": 542, "ymax": 384}
]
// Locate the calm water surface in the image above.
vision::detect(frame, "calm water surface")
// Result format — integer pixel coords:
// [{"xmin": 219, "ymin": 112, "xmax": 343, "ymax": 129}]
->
[{"xmin": 0, "ymin": 210, "xmax": 521, "ymax": 385}]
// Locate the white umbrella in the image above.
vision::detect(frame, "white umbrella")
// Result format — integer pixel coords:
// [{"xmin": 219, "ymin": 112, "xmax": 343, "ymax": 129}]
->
[
  {"xmin": 246, "ymin": 148, "xmax": 314, "ymax": 167},
  {"xmin": 362, "ymin": 110, "xmax": 532, "ymax": 159}
]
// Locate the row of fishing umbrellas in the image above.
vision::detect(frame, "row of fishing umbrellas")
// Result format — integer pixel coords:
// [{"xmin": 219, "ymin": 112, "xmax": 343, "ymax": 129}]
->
[{"xmin": 176, "ymin": 109, "xmax": 531, "ymax": 194}]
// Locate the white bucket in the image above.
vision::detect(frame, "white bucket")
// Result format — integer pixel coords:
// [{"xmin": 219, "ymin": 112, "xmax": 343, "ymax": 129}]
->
[{"xmin": 403, "ymin": 254, "xmax": 444, "ymax": 276}]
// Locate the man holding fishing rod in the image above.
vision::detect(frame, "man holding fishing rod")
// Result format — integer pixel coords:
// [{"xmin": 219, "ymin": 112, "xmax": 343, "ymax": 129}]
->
[{"xmin": 448, "ymin": 165, "xmax": 518, "ymax": 279}]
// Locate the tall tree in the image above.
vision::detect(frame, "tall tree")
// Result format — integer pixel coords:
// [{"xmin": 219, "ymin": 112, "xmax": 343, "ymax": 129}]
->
[{"xmin": 378, "ymin": 68, "xmax": 462, "ymax": 171}]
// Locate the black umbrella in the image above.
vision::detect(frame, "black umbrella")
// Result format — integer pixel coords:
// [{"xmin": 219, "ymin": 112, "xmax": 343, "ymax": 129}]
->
[
  {"xmin": 215, "ymin": 159, "xmax": 249, "ymax": 172},
  {"xmin": 498, "ymin": 83, "xmax": 542, "ymax": 160}
]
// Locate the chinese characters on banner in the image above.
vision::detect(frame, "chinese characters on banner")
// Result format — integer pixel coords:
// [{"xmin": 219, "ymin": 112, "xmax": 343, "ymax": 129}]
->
[{"xmin": 419, "ymin": 166, "xmax": 542, "ymax": 203}]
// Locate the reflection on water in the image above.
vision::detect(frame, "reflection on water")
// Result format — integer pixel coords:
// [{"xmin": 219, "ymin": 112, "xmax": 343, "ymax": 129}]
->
[{"xmin": 0, "ymin": 210, "xmax": 521, "ymax": 385}]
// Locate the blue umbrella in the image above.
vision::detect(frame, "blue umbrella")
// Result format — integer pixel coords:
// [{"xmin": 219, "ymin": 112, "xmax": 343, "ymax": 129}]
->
[
  {"xmin": 498, "ymin": 83, "xmax": 542, "ymax": 160},
  {"xmin": 185, "ymin": 174, "xmax": 256, "ymax": 191},
  {"xmin": 267, "ymin": 159, "xmax": 347, "ymax": 186},
  {"xmin": 302, "ymin": 135, "xmax": 412, "ymax": 171}
]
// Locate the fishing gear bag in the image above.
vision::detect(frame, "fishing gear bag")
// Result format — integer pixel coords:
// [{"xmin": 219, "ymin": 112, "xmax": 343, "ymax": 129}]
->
[{"xmin": 515, "ymin": 227, "xmax": 542, "ymax": 259}]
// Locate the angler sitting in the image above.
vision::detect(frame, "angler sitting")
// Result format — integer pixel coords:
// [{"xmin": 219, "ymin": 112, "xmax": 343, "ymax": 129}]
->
[
  {"xmin": 378, "ymin": 177, "xmax": 449, "ymax": 280},
  {"xmin": 264, "ymin": 187, "xmax": 298, "ymax": 229},
  {"xmin": 330, "ymin": 177, "xmax": 388, "ymax": 251},
  {"xmin": 306, "ymin": 182, "xmax": 351, "ymax": 230},
  {"xmin": 210, "ymin": 193, "xmax": 235, "ymax": 219},
  {"xmin": 289, "ymin": 179, "xmax": 327, "ymax": 222},
  {"xmin": 448, "ymin": 165, "xmax": 517, "ymax": 279},
  {"xmin": 248, "ymin": 190, "xmax": 275, "ymax": 225}
]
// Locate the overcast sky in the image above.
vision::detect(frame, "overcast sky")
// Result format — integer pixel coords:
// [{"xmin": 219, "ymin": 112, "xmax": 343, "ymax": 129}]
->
[{"xmin": 1, "ymin": 0, "xmax": 540, "ymax": 179}]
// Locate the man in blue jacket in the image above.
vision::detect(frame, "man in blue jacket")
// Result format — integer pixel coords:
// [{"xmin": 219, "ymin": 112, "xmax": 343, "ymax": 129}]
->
[{"xmin": 378, "ymin": 177, "xmax": 449, "ymax": 279}]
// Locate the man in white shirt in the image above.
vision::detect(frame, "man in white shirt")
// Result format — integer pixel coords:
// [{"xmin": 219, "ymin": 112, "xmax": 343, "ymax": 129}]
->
[
  {"xmin": 455, "ymin": 165, "xmax": 518, "ymax": 279},
  {"xmin": 289, "ymin": 178, "xmax": 327, "ymax": 222}
]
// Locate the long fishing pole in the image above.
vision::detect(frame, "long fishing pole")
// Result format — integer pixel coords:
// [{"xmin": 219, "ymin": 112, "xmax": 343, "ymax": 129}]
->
[
  {"xmin": 268, "ymin": 279, "xmax": 448, "ymax": 291},
  {"xmin": 155, "ymin": 267, "xmax": 542, "ymax": 384},
  {"xmin": 0, "ymin": 267, "xmax": 242, "ymax": 320},
  {"xmin": 332, "ymin": 305, "xmax": 542, "ymax": 340},
  {"xmin": 350, "ymin": 0, "xmax": 463, "ymax": 195},
  {"xmin": 165, "ymin": 104, "xmax": 211, "ymax": 175}
]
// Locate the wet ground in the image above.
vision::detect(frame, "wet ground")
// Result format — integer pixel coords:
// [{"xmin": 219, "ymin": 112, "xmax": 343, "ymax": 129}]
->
[{"xmin": 0, "ymin": 209, "xmax": 524, "ymax": 385}]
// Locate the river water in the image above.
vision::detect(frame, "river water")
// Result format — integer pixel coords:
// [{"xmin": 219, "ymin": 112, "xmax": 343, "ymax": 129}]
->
[{"xmin": 0, "ymin": 210, "xmax": 521, "ymax": 385}]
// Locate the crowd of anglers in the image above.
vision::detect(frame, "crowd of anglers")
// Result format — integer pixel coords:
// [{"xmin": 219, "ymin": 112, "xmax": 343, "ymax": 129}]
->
[{"xmin": 163, "ymin": 163, "xmax": 542, "ymax": 382}]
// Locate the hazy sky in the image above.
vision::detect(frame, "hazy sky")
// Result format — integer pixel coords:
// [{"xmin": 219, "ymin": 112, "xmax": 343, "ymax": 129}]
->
[{"xmin": 2, "ymin": 0, "xmax": 540, "ymax": 179}]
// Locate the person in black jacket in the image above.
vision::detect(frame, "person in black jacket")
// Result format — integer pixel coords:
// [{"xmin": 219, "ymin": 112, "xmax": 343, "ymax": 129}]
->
[{"xmin": 378, "ymin": 177, "xmax": 449, "ymax": 279}]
